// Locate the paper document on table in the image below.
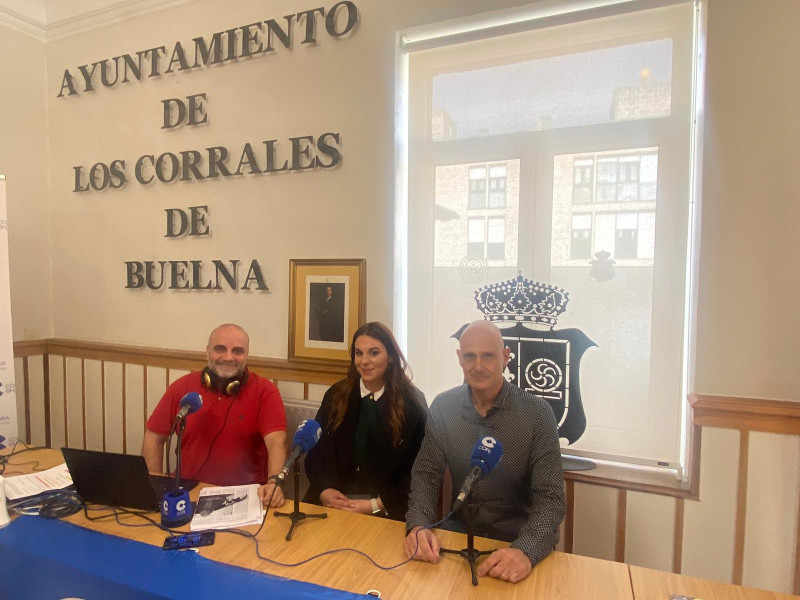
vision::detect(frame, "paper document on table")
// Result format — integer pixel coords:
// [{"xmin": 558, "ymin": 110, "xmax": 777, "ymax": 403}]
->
[
  {"xmin": 189, "ymin": 484, "xmax": 264, "ymax": 531},
  {"xmin": 4, "ymin": 463, "xmax": 73, "ymax": 500}
]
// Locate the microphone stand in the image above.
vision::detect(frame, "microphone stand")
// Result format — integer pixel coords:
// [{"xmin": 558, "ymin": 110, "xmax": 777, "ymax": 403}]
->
[
  {"xmin": 440, "ymin": 502, "xmax": 492, "ymax": 586},
  {"xmin": 273, "ymin": 461, "xmax": 326, "ymax": 541},
  {"xmin": 161, "ymin": 416, "xmax": 193, "ymax": 527},
  {"xmin": 174, "ymin": 418, "xmax": 186, "ymax": 491}
]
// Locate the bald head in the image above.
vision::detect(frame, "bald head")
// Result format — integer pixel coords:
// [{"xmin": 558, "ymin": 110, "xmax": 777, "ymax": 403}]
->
[
  {"xmin": 460, "ymin": 321, "xmax": 505, "ymax": 354},
  {"xmin": 206, "ymin": 324, "xmax": 249, "ymax": 379},
  {"xmin": 457, "ymin": 320, "xmax": 510, "ymax": 400},
  {"xmin": 208, "ymin": 323, "xmax": 249, "ymax": 348}
]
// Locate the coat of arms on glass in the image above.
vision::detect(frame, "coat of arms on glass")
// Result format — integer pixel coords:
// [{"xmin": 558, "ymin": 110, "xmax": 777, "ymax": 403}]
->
[{"xmin": 453, "ymin": 273, "xmax": 597, "ymax": 471}]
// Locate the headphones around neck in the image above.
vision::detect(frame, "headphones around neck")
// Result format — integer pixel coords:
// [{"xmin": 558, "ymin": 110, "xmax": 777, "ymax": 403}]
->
[{"xmin": 201, "ymin": 367, "xmax": 249, "ymax": 396}]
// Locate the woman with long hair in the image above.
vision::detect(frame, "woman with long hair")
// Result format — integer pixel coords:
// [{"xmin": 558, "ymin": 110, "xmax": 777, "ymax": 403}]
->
[{"xmin": 303, "ymin": 321, "xmax": 427, "ymax": 520}]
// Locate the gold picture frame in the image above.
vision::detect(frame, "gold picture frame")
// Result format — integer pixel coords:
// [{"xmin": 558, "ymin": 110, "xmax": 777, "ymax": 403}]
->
[{"xmin": 288, "ymin": 258, "xmax": 366, "ymax": 365}]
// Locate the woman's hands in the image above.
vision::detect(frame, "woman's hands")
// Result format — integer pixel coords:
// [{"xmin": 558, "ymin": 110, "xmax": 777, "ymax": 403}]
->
[{"xmin": 319, "ymin": 489, "xmax": 380, "ymax": 515}]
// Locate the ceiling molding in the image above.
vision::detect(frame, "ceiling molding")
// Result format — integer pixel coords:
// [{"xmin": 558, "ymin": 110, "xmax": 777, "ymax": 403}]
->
[
  {"xmin": 0, "ymin": 6, "xmax": 48, "ymax": 41},
  {"xmin": 45, "ymin": 0, "xmax": 201, "ymax": 41},
  {"xmin": 0, "ymin": 0, "xmax": 202, "ymax": 42}
]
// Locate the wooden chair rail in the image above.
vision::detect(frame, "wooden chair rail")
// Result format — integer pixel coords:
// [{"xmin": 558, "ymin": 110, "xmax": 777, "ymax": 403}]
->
[
  {"xmin": 690, "ymin": 393, "xmax": 800, "ymax": 435},
  {"xmin": 15, "ymin": 337, "xmax": 347, "ymax": 385}
]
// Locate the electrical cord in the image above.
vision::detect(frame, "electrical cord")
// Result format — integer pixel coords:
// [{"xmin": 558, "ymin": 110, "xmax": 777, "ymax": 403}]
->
[
  {"xmin": 11, "ymin": 468, "xmax": 451, "ymax": 573},
  {"xmin": 182, "ymin": 396, "xmax": 235, "ymax": 482},
  {"xmin": 231, "ymin": 483, "xmax": 454, "ymax": 570},
  {"xmin": 8, "ymin": 489, "xmax": 83, "ymax": 518},
  {"xmin": 236, "ymin": 506, "xmax": 454, "ymax": 570},
  {"xmin": 0, "ymin": 441, "xmax": 46, "ymax": 475},
  {"xmin": 1, "ymin": 459, "xmax": 43, "ymax": 476}
]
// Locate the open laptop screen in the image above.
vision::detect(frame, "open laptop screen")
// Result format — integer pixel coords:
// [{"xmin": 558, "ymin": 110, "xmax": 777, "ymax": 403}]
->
[{"xmin": 61, "ymin": 448, "xmax": 197, "ymax": 511}]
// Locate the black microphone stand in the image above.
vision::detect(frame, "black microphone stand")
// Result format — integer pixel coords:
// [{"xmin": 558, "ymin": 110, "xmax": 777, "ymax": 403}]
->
[
  {"xmin": 273, "ymin": 461, "xmax": 326, "ymax": 541},
  {"xmin": 174, "ymin": 418, "xmax": 187, "ymax": 491},
  {"xmin": 161, "ymin": 416, "xmax": 193, "ymax": 527},
  {"xmin": 440, "ymin": 502, "xmax": 493, "ymax": 586},
  {"xmin": 164, "ymin": 415, "xmax": 186, "ymax": 492}
]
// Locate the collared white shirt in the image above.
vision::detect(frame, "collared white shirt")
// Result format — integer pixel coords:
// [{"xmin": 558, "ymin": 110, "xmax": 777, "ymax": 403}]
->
[{"xmin": 359, "ymin": 378, "xmax": 384, "ymax": 401}]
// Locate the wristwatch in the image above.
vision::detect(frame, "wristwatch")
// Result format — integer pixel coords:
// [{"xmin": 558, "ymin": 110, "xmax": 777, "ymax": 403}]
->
[{"xmin": 370, "ymin": 497, "xmax": 381, "ymax": 514}]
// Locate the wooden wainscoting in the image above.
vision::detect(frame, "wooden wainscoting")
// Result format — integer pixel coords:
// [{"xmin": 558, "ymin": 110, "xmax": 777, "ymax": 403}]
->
[
  {"xmin": 689, "ymin": 393, "xmax": 800, "ymax": 592},
  {"xmin": 11, "ymin": 339, "xmax": 800, "ymax": 594},
  {"xmin": 13, "ymin": 338, "xmax": 346, "ymax": 455}
]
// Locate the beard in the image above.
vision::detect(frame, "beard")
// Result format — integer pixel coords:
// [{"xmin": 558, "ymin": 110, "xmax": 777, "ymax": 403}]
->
[{"xmin": 209, "ymin": 361, "xmax": 244, "ymax": 380}]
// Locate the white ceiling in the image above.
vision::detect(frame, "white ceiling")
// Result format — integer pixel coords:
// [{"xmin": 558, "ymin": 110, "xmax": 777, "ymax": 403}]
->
[{"xmin": 0, "ymin": 0, "xmax": 199, "ymax": 40}]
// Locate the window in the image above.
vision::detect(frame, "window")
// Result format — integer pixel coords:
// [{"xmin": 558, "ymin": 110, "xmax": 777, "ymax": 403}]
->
[
  {"xmin": 570, "ymin": 215, "xmax": 592, "ymax": 259},
  {"xmin": 488, "ymin": 166, "xmax": 507, "ymax": 208},
  {"xmin": 595, "ymin": 153, "xmax": 659, "ymax": 203},
  {"xmin": 615, "ymin": 213, "xmax": 639, "ymax": 258},
  {"xmin": 487, "ymin": 217, "xmax": 505, "ymax": 259},
  {"xmin": 466, "ymin": 217, "xmax": 506, "ymax": 260},
  {"xmin": 433, "ymin": 161, "xmax": 519, "ymax": 268},
  {"xmin": 468, "ymin": 167, "xmax": 487, "ymax": 208},
  {"xmin": 573, "ymin": 159, "xmax": 594, "ymax": 204},
  {"xmin": 468, "ymin": 164, "xmax": 507, "ymax": 209},
  {"xmin": 402, "ymin": 1, "xmax": 702, "ymax": 468},
  {"xmin": 467, "ymin": 217, "xmax": 485, "ymax": 256},
  {"xmin": 555, "ymin": 149, "xmax": 659, "ymax": 267}
]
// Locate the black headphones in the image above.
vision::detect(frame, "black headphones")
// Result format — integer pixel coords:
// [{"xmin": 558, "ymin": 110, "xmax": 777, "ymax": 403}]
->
[{"xmin": 201, "ymin": 367, "xmax": 249, "ymax": 396}]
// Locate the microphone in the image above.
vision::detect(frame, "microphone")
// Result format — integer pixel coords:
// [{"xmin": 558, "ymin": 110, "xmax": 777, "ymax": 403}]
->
[
  {"xmin": 174, "ymin": 392, "xmax": 203, "ymax": 421},
  {"xmin": 274, "ymin": 419, "xmax": 321, "ymax": 487},
  {"xmin": 452, "ymin": 436, "xmax": 504, "ymax": 513},
  {"xmin": 161, "ymin": 393, "xmax": 202, "ymax": 527}
]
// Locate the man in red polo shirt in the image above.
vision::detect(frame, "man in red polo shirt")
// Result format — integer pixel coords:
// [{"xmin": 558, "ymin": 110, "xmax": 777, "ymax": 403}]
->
[{"xmin": 142, "ymin": 323, "xmax": 288, "ymax": 507}]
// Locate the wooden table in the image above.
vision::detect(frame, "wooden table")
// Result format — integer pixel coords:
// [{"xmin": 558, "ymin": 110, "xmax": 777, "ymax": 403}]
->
[
  {"xmin": 3, "ymin": 448, "xmax": 633, "ymax": 599},
  {"xmin": 630, "ymin": 566, "xmax": 798, "ymax": 600}
]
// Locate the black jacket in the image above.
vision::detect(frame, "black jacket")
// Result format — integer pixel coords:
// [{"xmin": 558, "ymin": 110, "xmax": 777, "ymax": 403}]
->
[{"xmin": 303, "ymin": 380, "xmax": 427, "ymax": 520}]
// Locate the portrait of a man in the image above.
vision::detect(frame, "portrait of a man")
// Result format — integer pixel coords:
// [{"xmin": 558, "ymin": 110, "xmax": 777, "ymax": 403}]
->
[{"xmin": 308, "ymin": 282, "xmax": 346, "ymax": 342}]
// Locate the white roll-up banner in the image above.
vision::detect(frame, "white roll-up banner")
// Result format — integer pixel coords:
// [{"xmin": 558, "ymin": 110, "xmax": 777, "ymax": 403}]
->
[{"xmin": 0, "ymin": 176, "xmax": 19, "ymax": 449}]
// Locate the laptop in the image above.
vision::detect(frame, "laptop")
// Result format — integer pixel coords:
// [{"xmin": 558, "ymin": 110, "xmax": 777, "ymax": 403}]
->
[{"xmin": 61, "ymin": 447, "xmax": 198, "ymax": 511}]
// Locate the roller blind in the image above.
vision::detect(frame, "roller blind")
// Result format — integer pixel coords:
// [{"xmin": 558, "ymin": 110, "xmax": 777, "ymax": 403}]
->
[{"xmin": 403, "ymin": 1, "xmax": 700, "ymax": 466}]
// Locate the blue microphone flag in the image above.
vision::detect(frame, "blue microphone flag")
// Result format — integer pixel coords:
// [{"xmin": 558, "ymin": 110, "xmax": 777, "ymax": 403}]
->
[
  {"xmin": 470, "ymin": 436, "xmax": 503, "ymax": 476},
  {"xmin": 293, "ymin": 419, "xmax": 321, "ymax": 454},
  {"xmin": 179, "ymin": 392, "xmax": 203, "ymax": 413}
]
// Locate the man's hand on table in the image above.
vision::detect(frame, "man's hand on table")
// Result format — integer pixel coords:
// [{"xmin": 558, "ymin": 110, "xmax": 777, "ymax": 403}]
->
[
  {"xmin": 257, "ymin": 480, "xmax": 285, "ymax": 508},
  {"xmin": 403, "ymin": 526, "xmax": 441, "ymax": 563},
  {"xmin": 476, "ymin": 547, "xmax": 532, "ymax": 583}
]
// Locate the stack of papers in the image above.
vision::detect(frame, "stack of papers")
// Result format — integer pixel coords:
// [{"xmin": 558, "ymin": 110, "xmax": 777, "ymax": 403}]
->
[
  {"xmin": 4, "ymin": 464, "xmax": 73, "ymax": 500},
  {"xmin": 189, "ymin": 484, "xmax": 264, "ymax": 531}
]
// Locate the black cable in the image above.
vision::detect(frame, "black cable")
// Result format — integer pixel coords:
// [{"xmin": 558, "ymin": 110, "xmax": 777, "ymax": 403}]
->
[
  {"xmin": 165, "ymin": 421, "xmax": 174, "ymax": 491},
  {"xmin": 231, "ymin": 507, "xmax": 453, "ymax": 570},
  {"xmin": 224, "ymin": 482, "xmax": 450, "ymax": 571},
  {"xmin": 19, "ymin": 479, "xmax": 446, "ymax": 573},
  {"xmin": 1, "ymin": 459, "xmax": 43, "ymax": 476},
  {"xmin": 0, "ymin": 441, "xmax": 46, "ymax": 475},
  {"xmin": 8, "ymin": 489, "xmax": 83, "ymax": 518},
  {"xmin": 183, "ymin": 396, "xmax": 235, "ymax": 481}
]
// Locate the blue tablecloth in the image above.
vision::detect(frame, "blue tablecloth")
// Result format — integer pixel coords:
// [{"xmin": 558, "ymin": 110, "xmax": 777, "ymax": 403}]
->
[{"xmin": 0, "ymin": 516, "xmax": 368, "ymax": 600}]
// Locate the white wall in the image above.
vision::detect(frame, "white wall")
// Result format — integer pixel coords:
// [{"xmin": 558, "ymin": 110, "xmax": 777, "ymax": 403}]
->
[
  {"xmin": 694, "ymin": 0, "xmax": 800, "ymax": 402},
  {"xmin": 0, "ymin": 24, "xmax": 52, "ymax": 340}
]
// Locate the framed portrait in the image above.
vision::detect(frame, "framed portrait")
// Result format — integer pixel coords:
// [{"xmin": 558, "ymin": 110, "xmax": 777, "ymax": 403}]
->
[{"xmin": 288, "ymin": 258, "xmax": 366, "ymax": 365}]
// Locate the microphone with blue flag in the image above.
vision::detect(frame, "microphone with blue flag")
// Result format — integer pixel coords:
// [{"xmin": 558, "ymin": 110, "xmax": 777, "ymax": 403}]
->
[
  {"xmin": 452, "ymin": 436, "xmax": 503, "ymax": 513},
  {"xmin": 274, "ymin": 419, "xmax": 321, "ymax": 487},
  {"xmin": 161, "ymin": 392, "xmax": 203, "ymax": 527},
  {"xmin": 174, "ymin": 391, "xmax": 203, "ymax": 422}
]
